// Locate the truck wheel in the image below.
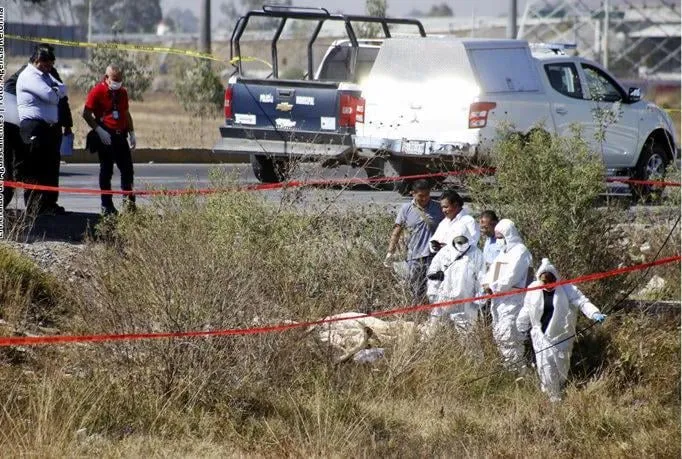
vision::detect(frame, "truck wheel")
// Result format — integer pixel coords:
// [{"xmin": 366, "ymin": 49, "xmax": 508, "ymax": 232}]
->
[
  {"xmin": 363, "ymin": 158, "xmax": 392, "ymax": 190},
  {"xmin": 394, "ymin": 180, "xmax": 413, "ymax": 196},
  {"xmin": 631, "ymin": 141, "xmax": 670, "ymax": 202},
  {"xmin": 251, "ymin": 155, "xmax": 289, "ymax": 183}
]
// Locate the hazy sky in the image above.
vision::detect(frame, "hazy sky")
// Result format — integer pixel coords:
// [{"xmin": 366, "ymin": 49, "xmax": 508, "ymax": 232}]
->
[{"xmin": 161, "ymin": 0, "xmax": 531, "ymax": 28}]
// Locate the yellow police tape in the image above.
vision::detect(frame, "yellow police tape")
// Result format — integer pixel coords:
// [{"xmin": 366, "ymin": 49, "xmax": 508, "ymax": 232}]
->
[{"xmin": 5, "ymin": 33, "xmax": 273, "ymax": 68}]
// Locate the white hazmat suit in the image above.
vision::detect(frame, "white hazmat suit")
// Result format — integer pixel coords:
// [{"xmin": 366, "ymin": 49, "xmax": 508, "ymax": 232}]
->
[
  {"xmin": 517, "ymin": 259, "xmax": 604, "ymax": 402},
  {"xmin": 429, "ymin": 208, "xmax": 480, "ymax": 254},
  {"xmin": 483, "ymin": 219, "xmax": 532, "ymax": 366},
  {"xmin": 427, "ymin": 224, "xmax": 485, "ymax": 330}
]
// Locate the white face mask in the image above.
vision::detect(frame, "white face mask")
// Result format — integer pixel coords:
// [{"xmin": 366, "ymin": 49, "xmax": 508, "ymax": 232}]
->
[
  {"xmin": 108, "ymin": 80, "xmax": 122, "ymax": 91},
  {"xmin": 496, "ymin": 238, "xmax": 506, "ymax": 249},
  {"xmin": 454, "ymin": 242, "xmax": 470, "ymax": 253}
]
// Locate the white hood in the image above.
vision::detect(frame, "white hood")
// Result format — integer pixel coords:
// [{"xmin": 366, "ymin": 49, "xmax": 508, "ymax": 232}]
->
[
  {"xmin": 535, "ymin": 258, "xmax": 560, "ymax": 281},
  {"xmin": 494, "ymin": 218, "xmax": 523, "ymax": 250}
]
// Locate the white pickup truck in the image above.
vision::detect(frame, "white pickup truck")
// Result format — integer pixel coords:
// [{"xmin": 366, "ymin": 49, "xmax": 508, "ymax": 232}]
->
[{"xmin": 354, "ymin": 38, "xmax": 680, "ymax": 196}]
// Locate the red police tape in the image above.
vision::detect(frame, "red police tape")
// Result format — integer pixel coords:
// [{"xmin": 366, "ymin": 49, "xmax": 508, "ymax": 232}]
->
[
  {"xmin": 0, "ymin": 255, "xmax": 678, "ymax": 347},
  {"xmin": 1, "ymin": 169, "xmax": 679, "ymax": 196},
  {"xmin": 0, "ymin": 169, "xmax": 492, "ymax": 196},
  {"xmin": 606, "ymin": 177, "xmax": 681, "ymax": 187}
]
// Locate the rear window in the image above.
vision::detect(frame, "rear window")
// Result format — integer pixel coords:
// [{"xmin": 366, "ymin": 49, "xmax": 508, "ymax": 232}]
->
[
  {"xmin": 468, "ymin": 48, "xmax": 541, "ymax": 93},
  {"xmin": 318, "ymin": 46, "xmax": 380, "ymax": 83}
]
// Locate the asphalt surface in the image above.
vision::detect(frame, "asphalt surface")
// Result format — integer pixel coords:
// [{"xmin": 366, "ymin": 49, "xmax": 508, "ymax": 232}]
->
[
  {"xmin": 5, "ymin": 162, "xmax": 414, "ymax": 216},
  {"xmin": 1, "ymin": 162, "xmax": 674, "ymax": 243},
  {"xmin": 7, "ymin": 161, "xmax": 640, "ymax": 216}
]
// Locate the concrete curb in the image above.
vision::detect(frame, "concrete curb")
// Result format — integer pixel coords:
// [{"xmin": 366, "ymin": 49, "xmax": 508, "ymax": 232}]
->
[{"xmin": 63, "ymin": 148, "xmax": 249, "ymax": 164}]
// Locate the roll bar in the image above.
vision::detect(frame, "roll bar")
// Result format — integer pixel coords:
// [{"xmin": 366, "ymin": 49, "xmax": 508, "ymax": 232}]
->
[{"xmin": 231, "ymin": 4, "xmax": 426, "ymax": 80}]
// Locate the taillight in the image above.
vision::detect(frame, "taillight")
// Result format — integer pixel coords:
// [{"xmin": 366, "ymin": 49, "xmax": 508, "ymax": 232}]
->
[
  {"xmin": 469, "ymin": 102, "xmax": 496, "ymax": 129},
  {"xmin": 224, "ymin": 86, "xmax": 233, "ymax": 119},
  {"xmin": 339, "ymin": 94, "xmax": 366, "ymax": 128}
]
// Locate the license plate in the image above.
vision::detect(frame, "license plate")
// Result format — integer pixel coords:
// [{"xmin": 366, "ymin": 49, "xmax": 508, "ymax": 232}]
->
[{"xmin": 402, "ymin": 140, "xmax": 426, "ymax": 155}]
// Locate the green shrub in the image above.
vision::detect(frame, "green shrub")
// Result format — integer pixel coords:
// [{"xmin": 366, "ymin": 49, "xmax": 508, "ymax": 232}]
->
[
  {"xmin": 173, "ymin": 59, "xmax": 224, "ymax": 118},
  {"xmin": 75, "ymin": 46, "xmax": 153, "ymax": 101},
  {"xmin": 467, "ymin": 126, "xmax": 631, "ymax": 304},
  {"xmin": 0, "ymin": 246, "xmax": 60, "ymax": 323}
]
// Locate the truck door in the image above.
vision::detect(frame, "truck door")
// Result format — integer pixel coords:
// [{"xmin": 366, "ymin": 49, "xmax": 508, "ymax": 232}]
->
[
  {"xmin": 542, "ymin": 62, "xmax": 594, "ymax": 144},
  {"xmin": 580, "ymin": 63, "xmax": 641, "ymax": 168}
]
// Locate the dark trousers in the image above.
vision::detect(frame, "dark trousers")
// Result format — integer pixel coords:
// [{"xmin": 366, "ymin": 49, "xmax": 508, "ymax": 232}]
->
[
  {"xmin": 2, "ymin": 122, "xmax": 26, "ymax": 207},
  {"xmin": 19, "ymin": 119, "xmax": 62, "ymax": 212},
  {"xmin": 408, "ymin": 255, "xmax": 433, "ymax": 304},
  {"xmin": 98, "ymin": 133, "xmax": 135, "ymax": 207}
]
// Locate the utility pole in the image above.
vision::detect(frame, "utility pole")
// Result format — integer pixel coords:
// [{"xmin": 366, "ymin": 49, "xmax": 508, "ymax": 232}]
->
[
  {"xmin": 200, "ymin": 0, "xmax": 211, "ymax": 54},
  {"xmin": 87, "ymin": 0, "xmax": 92, "ymax": 44},
  {"xmin": 507, "ymin": 0, "xmax": 517, "ymax": 39},
  {"xmin": 602, "ymin": 0, "xmax": 610, "ymax": 69}
]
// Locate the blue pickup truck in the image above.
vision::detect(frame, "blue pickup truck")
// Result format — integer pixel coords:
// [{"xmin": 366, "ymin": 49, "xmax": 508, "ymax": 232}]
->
[{"xmin": 213, "ymin": 6, "xmax": 425, "ymax": 183}]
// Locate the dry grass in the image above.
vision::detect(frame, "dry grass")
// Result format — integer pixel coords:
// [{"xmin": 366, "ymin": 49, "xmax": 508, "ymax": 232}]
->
[{"xmin": 0, "ymin": 176, "xmax": 679, "ymax": 456}]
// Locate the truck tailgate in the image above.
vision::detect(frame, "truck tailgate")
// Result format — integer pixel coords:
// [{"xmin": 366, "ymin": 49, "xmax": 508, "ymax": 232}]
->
[{"xmin": 231, "ymin": 78, "xmax": 342, "ymax": 132}]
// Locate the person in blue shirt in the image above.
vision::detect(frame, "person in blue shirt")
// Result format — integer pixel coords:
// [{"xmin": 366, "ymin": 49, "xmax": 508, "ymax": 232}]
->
[
  {"xmin": 385, "ymin": 180, "xmax": 444, "ymax": 303},
  {"xmin": 4, "ymin": 44, "xmax": 72, "ymax": 213},
  {"xmin": 479, "ymin": 210, "xmax": 501, "ymax": 272},
  {"xmin": 16, "ymin": 45, "xmax": 70, "ymax": 215}
]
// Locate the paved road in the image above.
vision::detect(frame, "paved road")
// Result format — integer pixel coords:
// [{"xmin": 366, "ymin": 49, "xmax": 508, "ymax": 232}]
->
[
  {"xmin": 1, "ymin": 162, "xmax": 669, "ymax": 243},
  {"xmin": 6, "ymin": 163, "xmax": 413, "ymax": 215},
  {"xmin": 5, "ymin": 162, "xmax": 640, "ymax": 216}
]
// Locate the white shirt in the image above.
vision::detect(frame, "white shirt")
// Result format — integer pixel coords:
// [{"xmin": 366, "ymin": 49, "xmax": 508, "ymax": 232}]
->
[
  {"xmin": 17, "ymin": 64, "xmax": 66, "ymax": 124},
  {"xmin": 429, "ymin": 208, "xmax": 480, "ymax": 252}
]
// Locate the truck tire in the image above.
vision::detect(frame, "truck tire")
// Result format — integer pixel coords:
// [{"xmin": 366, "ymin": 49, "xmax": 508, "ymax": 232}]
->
[
  {"xmin": 631, "ymin": 140, "xmax": 670, "ymax": 202},
  {"xmin": 393, "ymin": 180, "xmax": 413, "ymax": 196},
  {"xmin": 363, "ymin": 157, "xmax": 393, "ymax": 190},
  {"xmin": 251, "ymin": 155, "xmax": 289, "ymax": 183}
]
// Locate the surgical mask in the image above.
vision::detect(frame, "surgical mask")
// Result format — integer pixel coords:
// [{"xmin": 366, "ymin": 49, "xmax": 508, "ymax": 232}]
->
[
  {"xmin": 496, "ymin": 238, "xmax": 506, "ymax": 249},
  {"xmin": 454, "ymin": 242, "xmax": 470, "ymax": 253},
  {"xmin": 108, "ymin": 80, "xmax": 122, "ymax": 91}
]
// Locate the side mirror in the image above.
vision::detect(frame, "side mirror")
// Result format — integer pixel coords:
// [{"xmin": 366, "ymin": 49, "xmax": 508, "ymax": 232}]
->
[{"xmin": 628, "ymin": 87, "xmax": 642, "ymax": 103}]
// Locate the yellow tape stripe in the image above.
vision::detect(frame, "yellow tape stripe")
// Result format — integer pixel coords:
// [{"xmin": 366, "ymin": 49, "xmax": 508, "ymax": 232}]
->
[
  {"xmin": 7, "ymin": 33, "xmax": 221, "ymax": 61},
  {"xmin": 5, "ymin": 34, "xmax": 273, "ymax": 68}
]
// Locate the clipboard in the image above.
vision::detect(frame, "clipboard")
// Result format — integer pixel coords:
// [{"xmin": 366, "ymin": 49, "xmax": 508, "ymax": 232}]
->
[
  {"xmin": 492, "ymin": 261, "xmax": 534, "ymax": 287},
  {"xmin": 492, "ymin": 261, "xmax": 508, "ymax": 282}
]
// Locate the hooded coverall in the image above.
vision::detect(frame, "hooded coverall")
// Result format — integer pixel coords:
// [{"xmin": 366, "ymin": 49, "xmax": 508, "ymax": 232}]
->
[{"xmin": 517, "ymin": 258, "xmax": 602, "ymax": 402}]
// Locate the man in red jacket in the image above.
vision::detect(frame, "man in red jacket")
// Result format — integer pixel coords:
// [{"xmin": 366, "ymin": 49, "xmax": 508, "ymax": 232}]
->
[{"xmin": 82, "ymin": 64, "xmax": 137, "ymax": 215}]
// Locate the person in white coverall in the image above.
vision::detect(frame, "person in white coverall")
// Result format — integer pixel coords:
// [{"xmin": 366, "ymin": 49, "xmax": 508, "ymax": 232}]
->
[
  {"xmin": 517, "ymin": 258, "xmax": 606, "ymax": 402},
  {"xmin": 429, "ymin": 190, "xmax": 479, "ymax": 255},
  {"xmin": 482, "ymin": 219, "xmax": 533, "ymax": 367},
  {"xmin": 426, "ymin": 224, "xmax": 485, "ymax": 331}
]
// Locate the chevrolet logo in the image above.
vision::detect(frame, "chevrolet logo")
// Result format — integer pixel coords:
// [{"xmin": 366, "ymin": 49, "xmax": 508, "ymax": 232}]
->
[{"xmin": 276, "ymin": 102, "xmax": 293, "ymax": 112}]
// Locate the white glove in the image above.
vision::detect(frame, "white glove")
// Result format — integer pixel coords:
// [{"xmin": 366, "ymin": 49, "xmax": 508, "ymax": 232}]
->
[
  {"xmin": 128, "ymin": 131, "xmax": 136, "ymax": 150},
  {"xmin": 95, "ymin": 126, "xmax": 112, "ymax": 145},
  {"xmin": 383, "ymin": 252, "xmax": 394, "ymax": 268}
]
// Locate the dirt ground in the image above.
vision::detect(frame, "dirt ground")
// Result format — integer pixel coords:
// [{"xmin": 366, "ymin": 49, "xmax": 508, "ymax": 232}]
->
[{"xmin": 65, "ymin": 91, "xmax": 223, "ymax": 150}]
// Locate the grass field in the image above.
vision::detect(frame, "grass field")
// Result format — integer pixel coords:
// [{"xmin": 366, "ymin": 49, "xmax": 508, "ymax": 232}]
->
[{"xmin": 0, "ymin": 128, "xmax": 679, "ymax": 455}]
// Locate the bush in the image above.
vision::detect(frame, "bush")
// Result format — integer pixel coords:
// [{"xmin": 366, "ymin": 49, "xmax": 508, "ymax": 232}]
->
[
  {"xmin": 467, "ymin": 126, "xmax": 632, "ymax": 305},
  {"xmin": 0, "ymin": 246, "xmax": 60, "ymax": 324},
  {"xmin": 75, "ymin": 46, "xmax": 153, "ymax": 101},
  {"xmin": 173, "ymin": 59, "xmax": 224, "ymax": 118}
]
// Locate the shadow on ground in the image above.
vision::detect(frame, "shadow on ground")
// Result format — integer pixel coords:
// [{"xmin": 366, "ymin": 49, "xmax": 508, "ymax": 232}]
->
[{"xmin": 3, "ymin": 210, "xmax": 100, "ymax": 243}]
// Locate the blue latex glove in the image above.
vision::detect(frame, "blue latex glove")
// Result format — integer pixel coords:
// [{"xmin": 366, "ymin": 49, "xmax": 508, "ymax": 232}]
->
[{"xmin": 592, "ymin": 313, "xmax": 606, "ymax": 323}]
